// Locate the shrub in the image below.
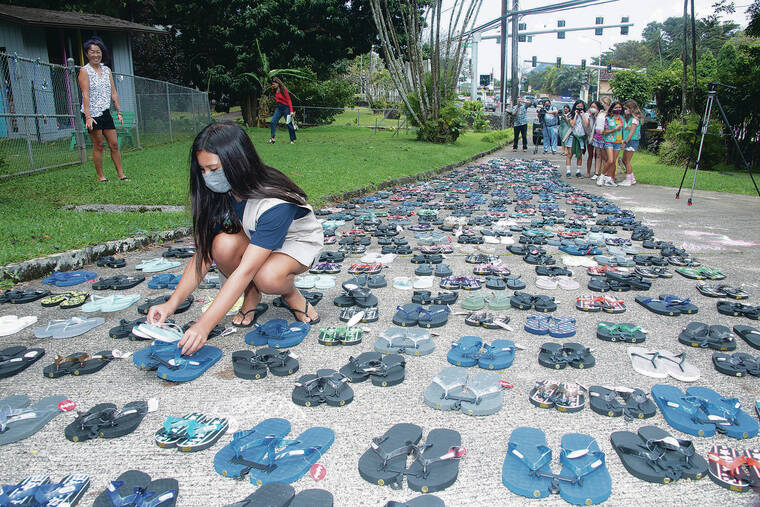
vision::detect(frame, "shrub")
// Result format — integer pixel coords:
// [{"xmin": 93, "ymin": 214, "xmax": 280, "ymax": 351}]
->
[
  {"xmin": 287, "ymin": 71, "xmax": 356, "ymax": 125},
  {"xmin": 416, "ymin": 103, "xmax": 465, "ymax": 144},
  {"xmin": 481, "ymin": 129, "xmax": 514, "ymax": 144},
  {"xmin": 658, "ymin": 114, "xmax": 724, "ymax": 169}
]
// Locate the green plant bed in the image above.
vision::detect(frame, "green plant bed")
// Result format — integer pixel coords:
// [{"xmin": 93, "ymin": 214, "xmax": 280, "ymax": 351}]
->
[
  {"xmin": 0, "ymin": 125, "xmax": 501, "ymax": 265},
  {"xmin": 629, "ymin": 151, "xmax": 760, "ymax": 196}
]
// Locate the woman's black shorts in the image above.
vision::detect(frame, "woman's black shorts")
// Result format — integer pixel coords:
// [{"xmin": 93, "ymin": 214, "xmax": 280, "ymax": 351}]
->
[{"xmin": 82, "ymin": 108, "xmax": 116, "ymax": 131}]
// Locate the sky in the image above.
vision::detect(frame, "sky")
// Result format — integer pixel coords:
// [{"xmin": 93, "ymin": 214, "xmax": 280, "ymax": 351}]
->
[{"xmin": 469, "ymin": 0, "xmax": 751, "ymax": 81}]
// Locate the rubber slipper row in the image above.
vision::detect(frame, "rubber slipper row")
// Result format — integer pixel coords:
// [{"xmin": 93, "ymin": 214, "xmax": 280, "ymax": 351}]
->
[
  {"xmin": 503, "ymin": 427, "xmax": 611, "ymax": 505},
  {"xmin": 232, "ymin": 348, "xmax": 299, "ymax": 379},
  {"xmin": 66, "ymin": 400, "xmax": 148, "ymax": 442},
  {"xmin": 359, "ymin": 423, "xmax": 464, "ymax": 492},
  {"xmin": 424, "ymin": 367, "xmax": 505, "ymax": 416},
  {"xmin": 510, "ymin": 292, "xmax": 556, "ymax": 312},
  {"xmin": 1, "ymin": 474, "xmax": 90, "ymax": 506},
  {"xmin": 717, "ymin": 301, "xmax": 760, "ymax": 320},
  {"xmin": 213, "ymin": 418, "xmax": 333, "ymax": 485},
  {"xmin": 447, "ymin": 336, "xmax": 516, "ymax": 369},
  {"xmin": 154, "ymin": 412, "xmax": 228, "ymax": 452},
  {"xmin": 392, "ymin": 304, "xmax": 450, "ymax": 328},
  {"xmin": 651, "ymin": 385, "xmax": 759, "ymax": 439}
]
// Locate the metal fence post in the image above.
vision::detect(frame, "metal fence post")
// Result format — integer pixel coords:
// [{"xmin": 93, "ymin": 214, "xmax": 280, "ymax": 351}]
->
[
  {"xmin": 166, "ymin": 81, "xmax": 173, "ymax": 142},
  {"xmin": 67, "ymin": 57, "xmax": 87, "ymax": 164},
  {"xmin": 357, "ymin": 108, "xmax": 360, "ymax": 126}
]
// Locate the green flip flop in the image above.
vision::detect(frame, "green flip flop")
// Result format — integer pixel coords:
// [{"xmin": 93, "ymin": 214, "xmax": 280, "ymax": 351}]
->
[{"xmin": 488, "ymin": 292, "xmax": 511, "ymax": 311}]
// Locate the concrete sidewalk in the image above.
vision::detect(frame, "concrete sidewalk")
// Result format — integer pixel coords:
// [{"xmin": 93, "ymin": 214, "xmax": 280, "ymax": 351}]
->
[{"xmin": 1, "ymin": 146, "xmax": 759, "ymax": 506}]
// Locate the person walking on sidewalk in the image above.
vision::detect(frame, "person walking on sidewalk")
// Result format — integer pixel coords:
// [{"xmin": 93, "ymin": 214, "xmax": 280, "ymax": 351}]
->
[
  {"xmin": 77, "ymin": 37, "xmax": 128, "ymax": 182},
  {"xmin": 148, "ymin": 122, "xmax": 323, "ymax": 355},
  {"xmin": 511, "ymin": 98, "xmax": 529, "ymax": 151},
  {"xmin": 540, "ymin": 99, "xmax": 559, "ymax": 154},
  {"xmin": 268, "ymin": 77, "xmax": 296, "ymax": 144},
  {"xmin": 584, "ymin": 100, "xmax": 603, "ymax": 177},
  {"xmin": 597, "ymin": 101, "xmax": 625, "ymax": 187},
  {"xmin": 618, "ymin": 99, "xmax": 642, "ymax": 186},
  {"xmin": 590, "ymin": 96, "xmax": 611, "ymax": 181},
  {"xmin": 564, "ymin": 100, "xmax": 589, "ymax": 178}
]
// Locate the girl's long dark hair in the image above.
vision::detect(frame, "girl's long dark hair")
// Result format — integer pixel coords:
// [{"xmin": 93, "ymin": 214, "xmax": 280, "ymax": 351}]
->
[
  {"xmin": 272, "ymin": 77, "xmax": 286, "ymax": 94},
  {"xmin": 571, "ymin": 100, "xmax": 586, "ymax": 120},
  {"xmin": 190, "ymin": 122, "xmax": 308, "ymax": 273}
]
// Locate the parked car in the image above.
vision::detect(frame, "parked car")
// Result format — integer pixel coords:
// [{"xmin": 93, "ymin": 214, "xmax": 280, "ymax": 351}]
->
[{"xmin": 483, "ymin": 97, "xmax": 497, "ymax": 112}]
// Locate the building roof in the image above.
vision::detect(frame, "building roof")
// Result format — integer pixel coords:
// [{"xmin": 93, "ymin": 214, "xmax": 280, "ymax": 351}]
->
[{"xmin": 0, "ymin": 4, "xmax": 166, "ymax": 34}]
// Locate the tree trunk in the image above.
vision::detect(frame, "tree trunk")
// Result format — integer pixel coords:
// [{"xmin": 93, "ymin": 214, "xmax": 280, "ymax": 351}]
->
[
  {"xmin": 690, "ymin": 0, "xmax": 697, "ymax": 112},
  {"xmin": 681, "ymin": 0, "xmax": 688, "ymax": 122},
  {"xmin": 240, "ymin": 94, "xmax": 257, "ymax": 127}
]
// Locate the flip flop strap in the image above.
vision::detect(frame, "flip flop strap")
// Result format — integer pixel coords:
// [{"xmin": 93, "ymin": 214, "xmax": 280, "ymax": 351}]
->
[
  {"xmin": 559, "ymin": 449, "xmax": 606, "ymax": 485},
  {"xmin": 707, "ymin": 453, "xmax": 759, "ymax": 481},
  {"xmin": 451, "ymin": 341, "xmax": 481, "ymax": 358},
  {"xmin": 507, "ymin": 443, "xmax": 553, "ymax": 473},
  {"xmin": 105, "ymin": 480, "xmax": 146, "ymax": 507},
  {"xmin": 162, "ymin": 416, "xmax": 197, "ymax": 438}
]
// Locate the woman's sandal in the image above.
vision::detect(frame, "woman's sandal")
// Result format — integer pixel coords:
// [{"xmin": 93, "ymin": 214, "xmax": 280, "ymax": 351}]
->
[
  {"xmin": 232, "ymin": 303, "xmax": 269, "ymax": 328},
  {"xmin": 281, "ymin": 298, "xmax": 321, "ymax": 325}
]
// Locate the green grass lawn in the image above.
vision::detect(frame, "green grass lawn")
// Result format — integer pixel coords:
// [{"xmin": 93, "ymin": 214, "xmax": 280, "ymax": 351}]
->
[
  {"xmin": 0, "ymin": 125, "xmax": 503, "ymax": 265},
  {"xmin": 630, "ymin": 151, "xmax": 760, "ymax": 196}
]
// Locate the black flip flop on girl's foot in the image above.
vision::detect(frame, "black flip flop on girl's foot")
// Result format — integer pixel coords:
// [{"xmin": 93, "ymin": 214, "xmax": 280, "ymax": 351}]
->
[
  {"xmin": 232, "ymin": 303, "xmax": 269, "ymax": 328},
  {"xmin": 281, "ymin": 298, "xmax": 320, "ymax": 325}
]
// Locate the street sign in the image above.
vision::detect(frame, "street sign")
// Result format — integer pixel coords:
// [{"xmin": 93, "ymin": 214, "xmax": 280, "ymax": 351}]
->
[{"xmin": 480, "ymin": 74, "xmax": 491, "ymax": 87}]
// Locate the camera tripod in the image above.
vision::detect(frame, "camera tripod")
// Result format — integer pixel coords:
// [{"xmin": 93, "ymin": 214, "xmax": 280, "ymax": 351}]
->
[{"xmin": 676, "ymin": 82, "xmax": 760, "ymax": 204}]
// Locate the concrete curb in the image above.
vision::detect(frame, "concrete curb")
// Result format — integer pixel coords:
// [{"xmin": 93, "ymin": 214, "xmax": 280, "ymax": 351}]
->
[{"xmin": 1, "ymin": 143, "xmax": 506, "ymax": 282}]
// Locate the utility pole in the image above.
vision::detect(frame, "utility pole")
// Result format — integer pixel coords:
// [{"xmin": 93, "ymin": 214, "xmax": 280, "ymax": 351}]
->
[
  {"xmin": 500, "ymin": 0, "xmax": 508, "ymax": 113},
  {"xmin": 510, "ymin": 0, "xmax": 519, "ymax": 106}
]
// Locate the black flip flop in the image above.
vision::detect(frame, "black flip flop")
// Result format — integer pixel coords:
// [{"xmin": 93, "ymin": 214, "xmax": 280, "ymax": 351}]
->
[
  {"xmin": 733, "ymin": 325, "xmax": 760, "ymax": 350},
  {"xmin": 406, "ymin": 428, "xmax": 463, "ymax": 493},
  {"xmin": 232, "ymin": 350, "xmax": 268, "ymax": 380},
  {"xmin": 358, "ymin": 423, "xmax": 422, "ymax": 488},
  {"xmin": 93, "ymin": 470, "xmax": 151, "ymax": 507},
  {"xmin": 232, "ymin": 303, "xmax": 269, "ymax": 328}
]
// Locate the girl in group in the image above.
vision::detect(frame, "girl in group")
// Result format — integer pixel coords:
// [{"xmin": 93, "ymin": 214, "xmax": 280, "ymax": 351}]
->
[
  {"xmin": 147, "ymin": 122, "xmax": 323, "ymax": 355},
  {"xmin": 591, "ymin": 96, "xmax": 612, "ymax": 181},
  {"xmin": 584, "ymin": 100, "xmax": 604, "ymax": 178},
  {"xmin": 558, "ymin": 104, "xmax": 572, "ymax": 156},
  {"xmin": 564, "ymin": 100, "xmax": 589, "ymax": 178},
  {"xmin": 268, "ymin": 78, "xmax": 297, "ymax": 144},
  {"xmin": 598, "ymin": 101, "xmax": 625, "ymax": 187},
  {"xmin": 619, "ymin": 99, "xmax": 642, "ymax": 186},
  {"xmin": 78, "ymin": 37, "xmax": 128, "ymax": 182}
]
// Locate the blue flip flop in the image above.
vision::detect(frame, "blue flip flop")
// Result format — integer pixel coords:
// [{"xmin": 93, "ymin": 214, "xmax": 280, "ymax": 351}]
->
[
  {"xmin": 248, "ymin": 426, "xmax": 335, "ymax": 485},
  {"xmin": 42, "ymin": 271, "xmax": 98, "ymax": 287},
  {"xmin": 502, "ymin": 427, "xmax": 553, "ymax": 499},
  {"xmin": 524, "ymin": 314, "xmax": 550, "ymax": 335},
  {"xmin": 447, "ymin": 336, "xmax": 482, "ymax": 367},
  {"xmin": 132, "ymin": 339, "xmax": 179, "ymax": 370},
  {"xmin": 557, "ymin": 433, "xmax": 611, "ymax": 505},
  {"xmin": 684, "ymin": 386, "xmax": 759, "ymax": 439},
  {"xmin": 268, "ymin": 321, "xmax": 310, "ymax": 349},
  {"xmin": 478, "ymin": 339, "xmax": 515, "ymax": 370},
  {"xmin": 213, "ymin": 418, "xmax": 291, "ymax": 479},
  {"xmin": 245, "ymin": 319, "xmax": 288, "ymax": 346},
  {"xmin": 651, "ymin": 384, "xmax": 715, "ymax": 437},
  {"xmin": 156, "ymin": 345, "xmax": 222, "ymax": 382}
]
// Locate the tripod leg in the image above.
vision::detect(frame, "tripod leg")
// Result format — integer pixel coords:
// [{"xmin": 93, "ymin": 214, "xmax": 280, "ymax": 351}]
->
[
  {"xmin": 688, "ymin": 96, "xmax": 715, "ymax": 205},
  {"xmin": 714, "ymin": 96, "xmax": 760, "ymax": 198},
  {"xmin": 676, "ymin": 116, "xmax": 703, "ymax": 199}
]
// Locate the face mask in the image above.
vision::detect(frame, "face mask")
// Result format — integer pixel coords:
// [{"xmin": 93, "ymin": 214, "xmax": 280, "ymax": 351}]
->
[
  {"xmin": 202, "ymin": 169, "xmax": 232, "ymax": 193},
  {"xmin": 588, "ymin": 107, "xmax": 597, "ymax": 114},
  {"xmin": 613, "ymin": 109, "xmax": 622, "ymax": 114}
]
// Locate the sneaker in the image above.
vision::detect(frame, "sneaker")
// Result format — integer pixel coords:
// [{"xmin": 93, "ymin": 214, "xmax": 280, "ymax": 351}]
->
[
  {"xmin": 575, "ymin": 171, "xmax": 582, "ymax": 178},
  {"xmin": 566, "ymin": 169, "xmax": 571, "ymax": 177},
  {"xmin": 631, "ymin": 176, "xmax": 637, "ymax": 184},
  {"xmin": 618, "ymin": 176, "xmax": 633, "ymax": 187},
  {"xmin": 590, "ymin": 174, "xmax": 598, "ymax": 180},
  {"xmin": 595, "ymin": 175, "xmax": 605, "ymax": 186},
  {"xmin": 603, "ymin": 177, "xmax": 618, "ymax": 187}
]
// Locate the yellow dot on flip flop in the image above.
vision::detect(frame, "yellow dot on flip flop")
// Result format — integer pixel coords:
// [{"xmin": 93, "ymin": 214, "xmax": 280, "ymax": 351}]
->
[
  {"xmin": 305, "ymin": 402, "xmax": 311, "ymax": 407},
  {"xmin": 31, "ymin": 449, "xmax": 37, "ymax": 455},
  {"xmin": 586, "ymin": 499, "xmax": 592, "ymax": 505},
  {"xmin": 534, "ymin": 491, "xmax": 541, "ymax": 497},
  {"xmin": 698, "ymin": 430, "xmax": 704, "ymax": 436},
  {"xmin": 340, "ymin": 401, "xmax": 345, "ymax": 406},
  {"xmin": 608, "ymin": 411, "xmax": 614, "ymax": 416},
  {"xmin": 378, "ymin": 480, "xmax": 385, "ymax": 486},
  {"xmin": 422, "ymin": 486, "xmax": 429, "ymax": 493},
  {"xmin": 664, "ymin": 478, "xmax": 670, "ymax": 483}
]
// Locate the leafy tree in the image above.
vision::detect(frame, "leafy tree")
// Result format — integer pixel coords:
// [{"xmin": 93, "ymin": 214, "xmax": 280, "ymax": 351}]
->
[
  {"xmin": 748, "ymin": 0, "xmax": 760, "ymax": 37},
  {"xmin": 610, "ymin": 71, "xmax": 653, "ymax": 106},
  {"xmin": 603, "ymin": 41, "xmax": 652, "ymax": 69}
]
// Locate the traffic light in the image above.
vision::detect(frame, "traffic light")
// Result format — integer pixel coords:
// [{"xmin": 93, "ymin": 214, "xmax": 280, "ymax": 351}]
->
[
  {"xmin": 607, "ymin": 63, "xmax": 612, "ymax": 73},
  {"xmin": 581, "ymin": 59, "xmax": 586, "ymax": 70},
  {"xmin": 519, "ymin": 35, "xmax": 526, "ymax": 42},
  {"xmin": 595, "ymin": 17, "xmax": 604, "ymax": 36},
  {"xmin": 557, "ymin": 19, "xmax": 565, "ymax": 39},
  {"xmin": 556, "ymin": 57, "xmax": 561, "ymax": 69},
  {"xmin": 532, "ymin": 56, "xmax": 537, "ymax": 67},
  {"xmin": 518, "ymin": 23, "xmax": 526, "ymax": 31},
  {"xmin": 621, "ymin": 17, "xmax": 629, "ymax": 35}
]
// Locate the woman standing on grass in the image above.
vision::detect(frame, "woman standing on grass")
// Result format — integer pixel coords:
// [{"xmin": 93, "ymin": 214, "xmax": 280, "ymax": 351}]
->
[
  {"xmin": 147, "ymin": 122, "xmax": 323, "ymax": 355},
  {"xmin": 618, "ymin": 99, "xmax": 642, "ymax": 186},
  {"xmin": 268, "ymin": 78, "xmax": 296, "ymax": 145},
  {"xmin": 564, "ymin": 100, "xmax": 589, "ymax": 178},
  {"xmin": 78, "ymin": 37, "xmax": 128, "ymax": 182},
  {"xmin": 598, "ymin": 101, "xmax": 625, "ymax": 187}
]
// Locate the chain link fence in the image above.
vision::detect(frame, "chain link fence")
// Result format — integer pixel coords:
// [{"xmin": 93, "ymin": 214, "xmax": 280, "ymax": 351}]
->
[
  {"xmin": 285, "ymin": 106, "xmax": 411, "ymax": 132},
  {"xmin": 0, "ymin": 52, "xmax": 210, "ymax": 179}
]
